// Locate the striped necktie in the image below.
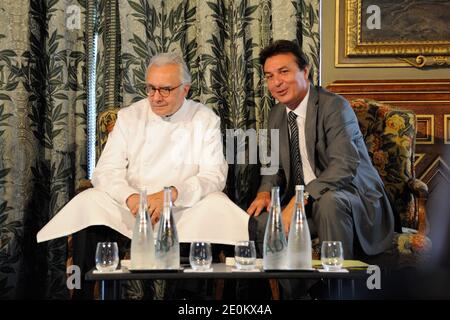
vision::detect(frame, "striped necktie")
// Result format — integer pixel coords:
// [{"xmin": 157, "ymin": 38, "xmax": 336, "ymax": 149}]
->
[{"xmin": 288, "ymin": 111, "xmax": 305, "ymax": 186}]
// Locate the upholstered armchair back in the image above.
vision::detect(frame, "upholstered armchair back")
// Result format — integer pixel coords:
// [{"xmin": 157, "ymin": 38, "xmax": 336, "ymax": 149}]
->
[
  {"xmin": 351, "ymin": 99, "xmax": 416, "ymax": 228},
  {"xmin": 96, "ymin": 108, "xmax": 120, "ymax": 161}
]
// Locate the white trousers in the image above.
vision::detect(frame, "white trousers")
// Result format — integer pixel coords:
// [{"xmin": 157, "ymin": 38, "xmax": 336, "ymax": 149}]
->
[{"xmin": 37, "ymin": 189, "xmax": 250, "ymax": 245}]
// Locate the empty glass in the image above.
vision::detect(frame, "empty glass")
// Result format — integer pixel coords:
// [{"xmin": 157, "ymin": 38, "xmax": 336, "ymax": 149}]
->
[
  {"xmin": 321, "ymin": 241, "xmax": 344, "ymax": 271},
  {"xmin": 95, "ymin": 242, "xmax": 119, "ymax": 272},
  {"xmin": 234, "ymin": 240, "xmax": 257, "ymax": 270},
  {"xmin": 189, "ymin": 242, "xmax": 212, "ymax": 271}
]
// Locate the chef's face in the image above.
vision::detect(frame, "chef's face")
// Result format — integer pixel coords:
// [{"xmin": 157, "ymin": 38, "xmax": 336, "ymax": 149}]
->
[{"xmin": 146, "ymin": 63, "xmax": 190, "ymax": 116}]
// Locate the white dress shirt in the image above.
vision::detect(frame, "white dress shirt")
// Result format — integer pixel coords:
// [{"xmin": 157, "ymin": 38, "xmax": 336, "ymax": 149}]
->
[{"xmin": 285, "ymin": 87, "xmax": 317, "ymax": 185}]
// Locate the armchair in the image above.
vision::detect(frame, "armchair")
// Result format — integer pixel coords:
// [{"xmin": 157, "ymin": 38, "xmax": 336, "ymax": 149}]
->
[{"xmin": 314, "ymin": 98, "xmax": 432, "ymax": 267}]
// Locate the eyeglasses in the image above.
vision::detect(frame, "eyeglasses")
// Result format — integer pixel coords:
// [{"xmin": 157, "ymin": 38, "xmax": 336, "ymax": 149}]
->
[{"xmin": 145, "ymin": 83, "xmax": 183, "ymax": 97}]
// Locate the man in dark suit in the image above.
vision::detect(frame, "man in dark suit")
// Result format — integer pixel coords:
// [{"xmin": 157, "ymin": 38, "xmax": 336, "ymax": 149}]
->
[{"xmin": 247, "ymin": 40, "xmax": 397, "ymax": 261}]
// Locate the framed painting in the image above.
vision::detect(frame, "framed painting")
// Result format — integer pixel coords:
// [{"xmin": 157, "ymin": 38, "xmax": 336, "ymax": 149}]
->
[{"xmin": 337, "ymin": 0, "xmax": 450, "ymax": 67}]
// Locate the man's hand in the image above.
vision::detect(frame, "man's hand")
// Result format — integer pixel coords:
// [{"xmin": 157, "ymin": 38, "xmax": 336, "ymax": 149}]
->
[
  {"xmin": 247, "ymin": 191, "xmax": 271, "ymax": 216},
  {"xmin": 126, "ymin": 193, "xmax": 140, "ymax": 216},
  {"xmin": 126, "ymin": 187, "xmax": 179, "ymax": 225},
  {"xmin": 147, "ymin": 187, "xmax": 179, "ymax": 225},
  {"xmin": 281, "ymin": 196, "xmax": 295, "ymax": 235},
  {"xmin": 147, "ymin": 190, "xmax": 164, "ymax": 225},
  {"xmin": 281, "ymin": 196, "xmax": 309, "ymax": 235}
]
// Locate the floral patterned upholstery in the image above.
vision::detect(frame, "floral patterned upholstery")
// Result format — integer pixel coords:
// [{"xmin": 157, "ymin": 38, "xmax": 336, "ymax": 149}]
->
[
  {"xmin": 352, "ymin": 99, "xmax": 418, "ymax": 229},
  {"xmin": 313, "ymin": 99, "xmax": 431, "ymax": 264}
]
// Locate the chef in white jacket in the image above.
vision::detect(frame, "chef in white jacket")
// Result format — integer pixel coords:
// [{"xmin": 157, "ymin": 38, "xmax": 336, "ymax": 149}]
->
[{"xmin": 37, "ymin": 52, "xmax": 249, "ymax": 246}]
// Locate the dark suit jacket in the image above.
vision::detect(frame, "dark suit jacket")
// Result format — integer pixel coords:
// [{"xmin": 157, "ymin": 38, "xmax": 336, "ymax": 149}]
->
[{"xmin": 258, "ymin": 84, "xmax": 396, "ymax": 255}]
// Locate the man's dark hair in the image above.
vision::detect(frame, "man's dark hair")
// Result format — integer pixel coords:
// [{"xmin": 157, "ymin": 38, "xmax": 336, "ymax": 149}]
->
[{"xmin": 259, "ymin": 39, "xmax": 313, "ymax": 81}]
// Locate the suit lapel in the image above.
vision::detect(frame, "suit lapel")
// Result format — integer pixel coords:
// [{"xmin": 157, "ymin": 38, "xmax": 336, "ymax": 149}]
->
[{"xmin": 305, "ymin": 84, "xmax": 318, "ymax": 173}]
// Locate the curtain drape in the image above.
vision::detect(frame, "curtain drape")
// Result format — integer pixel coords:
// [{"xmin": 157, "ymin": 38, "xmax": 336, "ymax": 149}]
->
[{"xmin": 0, "ymin": 0, "xmax": 87, "ymax": 298}]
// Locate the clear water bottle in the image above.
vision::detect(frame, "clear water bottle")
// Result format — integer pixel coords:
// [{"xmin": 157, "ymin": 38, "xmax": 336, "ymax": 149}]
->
[
  {"xmin": 130, "ymin": 188, "xmax": 155, "ymax": 270},
  {"xmin": 263, "ymin": 186, "xmax": 288, "ymax": 270},
  {"xmin": 287, "ymin": 185, "xmax": 312, "ymax": 269},
  {"xmin": 155, "ymin": 187, "xmax": 180, "ymax": 269}
]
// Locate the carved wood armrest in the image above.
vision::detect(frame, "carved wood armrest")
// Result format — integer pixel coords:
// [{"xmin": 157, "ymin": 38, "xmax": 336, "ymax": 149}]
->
[
  {"xmin": 76, "ymin": 179, "xmax": 93, "ymax": 194},
  {"xmin": 409, "ymin": 179, "xmax": 428, "ymax": 198}
]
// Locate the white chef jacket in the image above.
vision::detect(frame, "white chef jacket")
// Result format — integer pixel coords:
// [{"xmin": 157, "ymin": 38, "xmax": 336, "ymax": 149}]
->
[
  {"xmin": 37, "ymin": 98, "xmax": 249, "ymax": 245},
  {"xmin": 92, "ymin": 98, "xmax": 228, "ymax": 207}
]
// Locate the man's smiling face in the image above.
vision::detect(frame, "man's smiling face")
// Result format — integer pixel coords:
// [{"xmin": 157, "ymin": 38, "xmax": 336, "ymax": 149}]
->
[{"xmin": 264, "ymin": 53, "xmax": 310, "ymax": 110}]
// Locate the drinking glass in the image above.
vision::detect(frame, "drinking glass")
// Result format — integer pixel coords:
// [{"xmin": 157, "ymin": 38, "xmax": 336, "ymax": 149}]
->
[
  {"xmin": 189, "ymin": 242, "xmax": 212, "ymax": 271},
  {"xmin": 321, "ymin": 241, "xmax": 344, "ymax": 271},
  {"xmin": 95, "ymin": 242, "xmax": 119, "ymax": 272},
  {"xmin": 234, "ymin": 240, "xmax": 257, "ymax": 270}
]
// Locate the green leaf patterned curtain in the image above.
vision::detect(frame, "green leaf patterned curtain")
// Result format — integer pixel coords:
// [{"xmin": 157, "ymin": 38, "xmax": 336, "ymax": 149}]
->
[
  {"xmin": 0, "ymin": 0, "xmax": 87, "ymax": 298},
  {"xmin": 96, "ymin": 0, "xmax": 121, "ymax": 112}
]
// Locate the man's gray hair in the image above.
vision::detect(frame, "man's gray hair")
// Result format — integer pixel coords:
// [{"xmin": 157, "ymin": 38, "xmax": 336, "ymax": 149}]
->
[{"xmin": 146, "ymin": 52, "xmax": 192, "ymax": 84}]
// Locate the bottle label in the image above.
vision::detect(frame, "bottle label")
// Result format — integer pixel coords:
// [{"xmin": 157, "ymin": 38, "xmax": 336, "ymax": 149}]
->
[
  {"xmin": 265, "ymin": 238, "xmax": 286, "ymax": 254},
  {"xmin": 156, "ymin": 232, "xmax": 176, "ymax": 253}
]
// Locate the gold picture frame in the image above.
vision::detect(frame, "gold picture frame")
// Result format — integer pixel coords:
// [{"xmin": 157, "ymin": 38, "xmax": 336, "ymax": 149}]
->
[
  {"xmin": 340, "ymin": 0, "xmax": 450, "ymax": 67},
  {"xmin": 335, "ymin": 0, "xmax": 409, "ymax": 67},
  {"xmin": 445, "ymin": 115, "xmax": 450, "ymax": 145}
]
